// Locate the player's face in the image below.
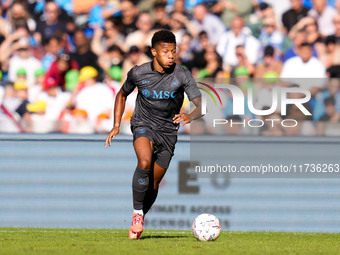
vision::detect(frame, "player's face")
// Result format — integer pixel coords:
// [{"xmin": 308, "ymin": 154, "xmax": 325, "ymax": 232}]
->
[{"xmin": 153, "ymin": 43, "xmax": 176, "ymax": 69}]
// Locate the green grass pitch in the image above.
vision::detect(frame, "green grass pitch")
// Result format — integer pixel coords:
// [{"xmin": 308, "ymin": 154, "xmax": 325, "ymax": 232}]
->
[{"xmin": 0, "ymin": 228, "xmax": 339, "ymax": 255}]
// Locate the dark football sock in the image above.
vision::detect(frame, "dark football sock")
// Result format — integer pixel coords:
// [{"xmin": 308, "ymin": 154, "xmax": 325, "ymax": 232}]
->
[
  {"xmin": 142, "ymin": 187, "xmax": 159, "ymax": 215},
  {"xmin": 132, "ymin": 167, "xmax": 150, "ymax": 210}
]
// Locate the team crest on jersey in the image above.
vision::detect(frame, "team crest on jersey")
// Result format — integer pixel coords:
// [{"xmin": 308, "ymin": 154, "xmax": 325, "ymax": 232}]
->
[
  {"xmin": 142, "ymin": 89, "xmax": 151, "ymax": 98},
  {"xmin": 138, "ymin": 178, "xmax": 146, "ymax": 184},
  {"xmin": 170, "ymin": 79, "xmax": 179, "ymax": 88},
  {"xmin": 138, "ymin": 129, "xmax": 146, "ymax": 134}
]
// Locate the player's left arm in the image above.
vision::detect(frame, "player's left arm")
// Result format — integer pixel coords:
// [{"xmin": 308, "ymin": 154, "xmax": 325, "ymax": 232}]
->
[{"xmin": 173, "ymin": 96, "xmax": 202, "ymax": 126}]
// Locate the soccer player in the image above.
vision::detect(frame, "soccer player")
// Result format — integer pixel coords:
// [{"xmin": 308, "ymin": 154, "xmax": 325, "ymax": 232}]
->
[{"xmin": 105, "ymin": 30, "xmax": 202, "ymax": 239}]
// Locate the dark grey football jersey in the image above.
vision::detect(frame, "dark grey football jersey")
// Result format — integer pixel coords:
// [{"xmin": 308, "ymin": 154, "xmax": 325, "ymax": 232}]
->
[{"xmin": 122, "ymin": 61, "xmax": 201, "ymax": 134}]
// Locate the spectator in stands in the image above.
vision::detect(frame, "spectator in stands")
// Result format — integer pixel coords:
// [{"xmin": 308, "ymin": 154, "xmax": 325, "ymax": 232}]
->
[
  {"xmin": 247, "ymin": 2, "xmax": 274, "ymax": 39},
  {"xmin": 88, "ymin": 0, "xmax": 120, "ymax": 28},
  {"xmin": 289, "ymin": 17, "xmax": 323, "ymax": 47},
  {"xmin": 255, "ymin": 46, "xmax": 283, "ymax": 78},
  {"xmin": 13, "ymin": 80, "xmax": 32, "ymax": 132},
  {"xmin": 34, "ymin": 1, "xmax": 68, "ymax": 44},
  {"xmin": 176, "ymin": 33, "xmax": 194, "ymax": 71},
  {"xmin": 327, "ymin": 64, "xmax": 340, "ymax": 77},
  {"xmin": 337, "ymin": 0, "xmax": 340, "ymax": 12},
  {"xmin": 28, "ymin": 68, "xmax": 45, "ymax": 103},
  {"xmin": 0, "ymin": 82, "xmax": 17, "ymax": 133},
  {"xmin": 64, "ymin": 69, "xmax": 79, "ymax": 92},
  {"xmin": 232, "ymin": 45, "xmax": 255, "ymax": 77},
  {"xmin": 282, "ymin": 0, "xmax": 310, "ymax": 34},
  {"xmin": 169, "ymin": 12, "xmax": 186, "ymax": 47},
  {"xmin": 192, "ymin": 31, "xmax": 210, "ymax": 71},
  {"xmin": 255, "ymin": 72, "xmax": 281, "ymax": 112},
  {"xmin": 16, "ymin": 68, "xmax": 26, "ymax": 81},
  {"xmin": 73, "ymin": 66, "xmax": 114, "ymax": 126},
  {"xmin": 0, "ymin": 87, "xmax": 3, "ymax": 107},
  {"xmin": 105, "ymin": 65, "xmax": 123, "ymax": 94},
  {"xmin": 195, "ymin": 46, "xmax": 224, "ymax": 78},
  {"xmin": 234, "ymin": 66, "xmax": 256, "ymax": 101},
  {"xmin": 169, "ymin": 0, "xmax": 192, "ymax": 20},
  {"xmin": 72, "ymin": 0, "xmax": 98, "ymax": 14},
  {"xmin": 332, "ymin": 14, "xmax": 340, "ymax": 42},
  {"xmin": 98, "ymin": 44, "xmax": 125, "ymax": 73},
  {"xmin": 91, "ymin": 18, "xmax": 125, "ymax": 57},
  {"xmin": 41, "ymin": 37, "xmax": 61, "ymax": 72},
  {"xmin": 122, "ymin": 46, "xmax": 151, "ymax": 81},
  {"xmin": 314, "ymin": 79, "xmax": 340, "ymax": 120},
  {"xmin": 190, "ymin": 4, "xmax": 226, "ymax": 46},
  {"xmin": 45, "ymin": 53, "xmax": 79, "ymax": 91},
  {"xmin": 0, "ymin": 5, "xmax": 10, "ymax": 40},
  {"xmin": 211, "ymin": 0, "xmax": 253, "ymax": 28},
  {"xmin": 120, "ymin": 0, "xmax": 138, "ymax": 35},
  {"xmin": 72, "ymin": 30, "xmax": 101, "ymax": 73},
  {"xmin": 258, "ymin": 15, "xmax": 285, "ymax": 61},
  {"xmin": 217, "ymin": 17, "xmax": 259, "ymax": 70},
  {"xmin": 284, "ymin": 29, "xmax": 318, "ymax": 62},
  {"xmin": 0, "ymin": 27, "xmax": 28, "ymax": 70},
  {"xmin": 31, "ymin": 77, "xmax": 71, "ymax": 133},
  {"xmin": 308, "ymin": 0, "xmax": 338, "ymax": 36},
  {"xmin": 153, "ymin": 2, "xmax": 170, "ymax": 30},
  {"xmin": 65, "ymin": 108, "xmax": 95, "ymax": 134},
  {"xmin": 169, "ymin": 12, "xmax": 198, "ymax": 43},
  {"xmin": 8, "ymin": 2, "xmax": 36, "ymax": 34},
  {"xmin": 316, "ymin": 96, "xmax": 339, "ymax": 135},
  {"xmin": 320, "ymin": 96, "xmax": 339, "ymax": 121},
  {"xmin": 8, "ymin": 37, "xmax": 42, "ymax": 87},
  {"xmin": 124, "ymin": 12, "xmax": 154, "ymax": 52},
  {"xmin": 224, "ymin": 70, "xmax": 253, "ymax": 120},
  {"xmin": 0, "ymin": 81, "xmax": 26, "ymax": 133},
  {"xmin": 280, "ymin": 43, "xmax": 326, "ymax": 93},
  {"xmin": 319, "ymin": 35, "xmax": 340, "ymax": 68}
]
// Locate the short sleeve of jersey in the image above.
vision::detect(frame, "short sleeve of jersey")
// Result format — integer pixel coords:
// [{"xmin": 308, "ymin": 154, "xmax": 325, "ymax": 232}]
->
[
  {"xmin": 122, "ymin": 68, "xmax": 136, "ymax": 95},
  {"xmin": 183, "ymin": 72, "xmax": 201, "ymax": 101}
]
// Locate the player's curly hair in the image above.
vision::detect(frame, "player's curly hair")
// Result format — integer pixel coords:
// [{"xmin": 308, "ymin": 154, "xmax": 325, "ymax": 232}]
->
[{"xmin": 151, "ymin": 30, "xmax": 176, "ymax": 48}]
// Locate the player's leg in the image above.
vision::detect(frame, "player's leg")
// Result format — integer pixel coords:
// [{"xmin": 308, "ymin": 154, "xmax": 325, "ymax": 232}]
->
[
  {"xmin": 130, "ymin": 136, "xmax": 153, "ymax": 235},
  {"xmin": 143, "ymin": 150, "xmax": 172, "ymax": 215},
  {"xmin": 142, "ymin": 162, "xmax": 166, "ymax": 215}
]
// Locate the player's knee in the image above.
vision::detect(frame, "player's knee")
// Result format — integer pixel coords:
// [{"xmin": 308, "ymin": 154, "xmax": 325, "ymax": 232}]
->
[
  {"xmin": 138, "ymin": 158, "xmax": 151, "ymax": 170},
  {"xmin": 154, "ymin": 174, "xmax": 165, "ymax": 189}
]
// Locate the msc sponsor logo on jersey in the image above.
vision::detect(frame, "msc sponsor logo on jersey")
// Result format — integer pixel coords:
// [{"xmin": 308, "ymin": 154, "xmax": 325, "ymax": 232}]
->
[
  {"xmin": 142, "ymin": 80, "xmax": 150, "ymax": 84},
  {"xmin": 142, "ymin": 89, "xmax": 177, "ymax": 99},
  {"xmin": 153, "ymin": 90, "xmax": 177, "ymax": 99}
]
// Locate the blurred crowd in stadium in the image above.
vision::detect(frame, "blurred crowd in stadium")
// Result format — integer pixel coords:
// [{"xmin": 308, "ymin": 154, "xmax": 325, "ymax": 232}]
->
[{"xmin": 0, "ymin": 0, "xmax": 340, "ymax": 136}]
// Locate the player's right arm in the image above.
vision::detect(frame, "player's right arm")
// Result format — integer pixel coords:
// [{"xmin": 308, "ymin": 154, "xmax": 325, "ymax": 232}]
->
[
  {"xmin": 105, "ymin": 67, "xmax": 137, "ymax": 148},
  {"xmin": 105, "ymin": 88, "xmax": 128, "ymax": 148}
]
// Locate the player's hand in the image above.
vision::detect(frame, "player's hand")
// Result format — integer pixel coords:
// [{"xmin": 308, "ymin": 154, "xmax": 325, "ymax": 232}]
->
[
  {"xmin": 105, "ymin": 126, "xmax": 119, "ymax": 148},
  {"xmin": 173, "ymin": 113, "xmax": 190, "ymax": 126}
]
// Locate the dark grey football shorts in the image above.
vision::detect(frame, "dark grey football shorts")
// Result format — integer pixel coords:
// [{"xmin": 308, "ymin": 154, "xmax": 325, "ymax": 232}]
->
[{"xmin": 132, "ymin": 126, "xmax": 177, "ymax": 169}]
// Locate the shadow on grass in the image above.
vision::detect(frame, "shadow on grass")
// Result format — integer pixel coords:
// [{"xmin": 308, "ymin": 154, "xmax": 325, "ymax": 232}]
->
[{"xmin": 139, "ymin": 235, "xmax": 187, "ymax": 239}]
